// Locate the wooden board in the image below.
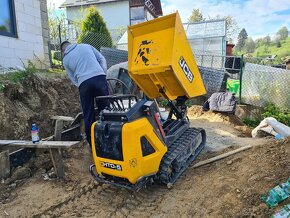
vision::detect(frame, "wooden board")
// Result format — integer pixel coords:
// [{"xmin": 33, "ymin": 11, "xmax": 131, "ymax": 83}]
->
[
  {"xmin": 50, "ymin": 116, "xmax": 75, "ymax": 122},
  {"xmin": 0, "ymin": 150, "xmax": 10, "ymax": 179},
  {"xmin": 0, "ymin": 140, "xmax": 80, "ymax": 149}
]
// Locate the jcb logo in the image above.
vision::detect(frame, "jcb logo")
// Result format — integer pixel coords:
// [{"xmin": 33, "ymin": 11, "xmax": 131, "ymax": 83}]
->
[
  {"xmin": 179, "ymin": 57, "xmax": 194, "ymax": 83},
  {"xmin": 101, "ymin": 162, "xmax": 122, "ymax": 171}
]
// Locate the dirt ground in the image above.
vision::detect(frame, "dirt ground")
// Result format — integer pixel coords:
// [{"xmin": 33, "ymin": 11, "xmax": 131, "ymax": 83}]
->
[{"xmin": 0, "ymin": 76, "xmax": 289, "ymax": 217}]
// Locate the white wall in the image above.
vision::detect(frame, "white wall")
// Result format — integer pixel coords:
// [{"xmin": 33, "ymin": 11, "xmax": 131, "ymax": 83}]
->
[
  {"xmin": 0, "ymin": 0, "xmax": 46, "ymax": 68},
  {"xmin": 67, "ymin": 1, "xmax": 130, "ymax": 30}
]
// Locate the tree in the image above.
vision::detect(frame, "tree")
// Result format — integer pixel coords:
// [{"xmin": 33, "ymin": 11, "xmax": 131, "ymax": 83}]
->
[
  {"xmin": 235, "ymin": 28, "xmax": 248, "ymax": 51},
  {"xmin": 78, "ymin": 6, "xmax": 113, "ymax": 50},
  {"xmin": 276, "ymin": 41, "xmax": 281, "ymax": 48},
  {"xmin": 276, "ymin": 26, "xmax": 289, "ymax": 40},
  {"xmin": 264, "ymin": 35, "xmax": 271, "ymax": 46},
  {"xmin": 243, "ymin": 37, "xmax": 256, "ymax": 53},
  {"xmin": 188, "ymin": 9, "xmax": 204, "ymax": 22},
  {"xmin": 211, "ymin": 15, "xmax": 239, "ymax": 42}
]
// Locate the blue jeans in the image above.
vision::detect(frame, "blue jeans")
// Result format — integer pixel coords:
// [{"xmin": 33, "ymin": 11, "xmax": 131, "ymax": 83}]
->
[{"xmin": 79, "ymin": 75, "xmax": 109, "ymax": 145}]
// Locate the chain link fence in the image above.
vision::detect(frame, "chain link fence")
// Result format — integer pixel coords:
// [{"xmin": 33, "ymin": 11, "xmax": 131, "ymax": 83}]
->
[
  {"xmin": 48, "ymin": 21, "xmax": 289, "ymax": 109},
  {"xmin": 241, "ymin": 58, "xmax": 290, "ymax": 108},
  {"xmin": 48, "ymin": 20, "xmax": 123, "ymax": 68}
]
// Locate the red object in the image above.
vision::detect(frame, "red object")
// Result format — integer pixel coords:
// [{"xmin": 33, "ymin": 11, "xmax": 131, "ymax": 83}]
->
[
  {"xmin": 226, "ymin": 43, "xmax": 235, "ymax": 56},
  {"xmin": 153, "ymin": 113, "xmax": 166, "ymax": 138}
]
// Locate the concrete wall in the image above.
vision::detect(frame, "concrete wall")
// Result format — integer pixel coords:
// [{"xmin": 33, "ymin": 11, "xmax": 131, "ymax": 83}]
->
[
  {"xmin": 66, "ymin": 1, "xmax": 130, "ymax": 31},
  {"xmin": 0, "ymin": 0, "xmax": 49, "ymax": 69}
]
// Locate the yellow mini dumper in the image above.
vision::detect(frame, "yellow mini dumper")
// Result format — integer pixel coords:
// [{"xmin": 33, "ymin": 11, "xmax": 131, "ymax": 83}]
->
[{"xmin": 89, "ymin": 12, "xmax": 207, "ymax": 190}]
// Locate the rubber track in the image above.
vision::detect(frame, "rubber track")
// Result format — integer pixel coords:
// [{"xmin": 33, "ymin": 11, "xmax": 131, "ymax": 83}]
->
[{"xmin": 158, "ymin": 127, "xmax": 206, "ymax": 185}]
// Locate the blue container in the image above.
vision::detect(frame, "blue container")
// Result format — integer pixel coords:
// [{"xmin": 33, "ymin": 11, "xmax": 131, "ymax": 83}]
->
[{"xmin": 31, "ymin": 123, "xmax": 40, "ymax": 143}]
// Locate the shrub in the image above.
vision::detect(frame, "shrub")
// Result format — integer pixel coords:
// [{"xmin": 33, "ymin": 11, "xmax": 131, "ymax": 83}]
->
[{"xmin": 78, "ymin": 7, "xmax": 113, "ymax": 50}]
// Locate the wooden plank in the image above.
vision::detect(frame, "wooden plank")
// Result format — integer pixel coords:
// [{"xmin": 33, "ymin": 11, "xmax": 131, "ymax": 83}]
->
[
  {"xmin": 0, "ymin": 140, "xmax": 80, "ymax": 149},
  {"xmin": 0, "ymin": 150, "xmax": 10, "ymax": 179},
  {"xmin": 51, "ymin": 119, "xmax": 65, "ymax": 178},
  {"xmin": 50, "ymin": 148, "xmax": 65, "ymax": 178},
  {"xmin": 50, "ymin": 116, "xmax": 74, "ymax": 122}
]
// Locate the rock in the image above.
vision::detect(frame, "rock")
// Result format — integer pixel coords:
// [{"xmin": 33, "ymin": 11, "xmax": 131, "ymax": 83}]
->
[
  {"xmin": 227, "ymin": 160, "xmax": 233, "ymax": 165},
  {"xmin": 10, "ymin": 166, "xmax": 32, "ymax": 182},
  {"xmin": 236, "ymin": 189, "xmax": 241, "ymax": 193},
  {"xmin": 9, "ymin": 183, "xmax": 16, "ymax": 189}
]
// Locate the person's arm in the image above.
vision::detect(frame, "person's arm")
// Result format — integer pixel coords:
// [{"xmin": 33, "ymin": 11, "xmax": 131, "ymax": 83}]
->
[
  {"xmin": 63, "ymin": 60, "xmax": 78, "ymax": 86},
  {"xmin": 91, "ymin": 47, "xmax": 107, "ymax": 73}
]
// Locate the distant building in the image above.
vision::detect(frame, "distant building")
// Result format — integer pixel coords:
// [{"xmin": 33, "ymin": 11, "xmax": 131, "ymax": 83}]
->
[
  {"xmin": 0, "ymin": 0, "xmax": 50, "ymax": 69},
  {"xmin": 60, "ymin": 0, "xmax": 162, "ymax": 40}
]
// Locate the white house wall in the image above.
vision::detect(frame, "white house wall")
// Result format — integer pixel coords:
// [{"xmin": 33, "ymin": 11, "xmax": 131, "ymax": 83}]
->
[
  {"xmin": 67, "ymin": 1, "xmax": 130, "ymax": 31},
  {"xmin": 0, "ymin": 0, "xmax": 47, "ymax": 68}
]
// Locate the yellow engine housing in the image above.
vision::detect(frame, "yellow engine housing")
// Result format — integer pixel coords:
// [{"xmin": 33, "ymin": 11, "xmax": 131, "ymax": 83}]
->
[{"xmin": 91, "ymin": 117, "xmax": 167, "ymax": 184}]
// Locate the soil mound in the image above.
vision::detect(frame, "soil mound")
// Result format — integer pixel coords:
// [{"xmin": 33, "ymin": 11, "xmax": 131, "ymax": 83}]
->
[{"xmin": 0, "ymin": 73, "xmax": 80, "ymax": 139}]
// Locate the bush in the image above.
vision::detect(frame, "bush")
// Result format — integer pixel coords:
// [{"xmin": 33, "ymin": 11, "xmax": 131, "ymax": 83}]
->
[
  {"xmin": 243, "ymin": 103, "xmax": 290, "ymax": 127},
  {"xmin": 0, "ymin": 61, "xmax": 37, "ymax": 87},
  {"xmin": 78, "ymin": 7, "xmax": 113, "ymax": 50},
  {"xmin": 262, "ymin": 103, "xmax": 290, "ymax": 126}
]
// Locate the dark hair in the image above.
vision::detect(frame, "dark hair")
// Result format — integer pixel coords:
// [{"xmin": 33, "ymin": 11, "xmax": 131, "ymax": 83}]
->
[{"xmin": 60, "ymin": 40, "xmax": 70, "ymax": 51}]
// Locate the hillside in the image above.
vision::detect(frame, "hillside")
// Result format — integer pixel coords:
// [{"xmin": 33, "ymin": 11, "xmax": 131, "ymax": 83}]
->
[
  {"xmin": 253, "ymin": 37, "xmax": 290, "ymax": 59},
  {"xmin": 235, "ymin": 37, "xmax": 290, "ymax": 62}
]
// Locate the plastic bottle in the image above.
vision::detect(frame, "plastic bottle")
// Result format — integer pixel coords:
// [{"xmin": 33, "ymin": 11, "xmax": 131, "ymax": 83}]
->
[{"xmin": 31, "ymin": 123, "xmax": 40, "ymax": 143}]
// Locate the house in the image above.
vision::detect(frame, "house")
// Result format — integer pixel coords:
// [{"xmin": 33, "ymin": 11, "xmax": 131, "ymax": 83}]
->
[
  {"xmin": 60, "ymin": 0, "xmax": 162, "ymax": 39},
  {"xmin": 0, "ymin": 0, "xmax": 50, "ymax": 69}
]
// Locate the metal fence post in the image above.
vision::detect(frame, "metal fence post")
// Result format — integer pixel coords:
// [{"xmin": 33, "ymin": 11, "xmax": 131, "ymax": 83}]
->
[{"xmin": 239, "ymin": 55, "xmax": 244, "ymax": 104}]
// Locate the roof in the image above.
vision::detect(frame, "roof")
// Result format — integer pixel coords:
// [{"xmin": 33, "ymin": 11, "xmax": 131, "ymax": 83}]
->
[{"xmin": 60, "ymin": 0, "xmax": 128, "ymax": 8}]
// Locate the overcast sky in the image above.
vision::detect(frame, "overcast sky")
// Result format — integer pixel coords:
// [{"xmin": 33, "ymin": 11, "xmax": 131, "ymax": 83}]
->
[{"xmin": 48, "ymin": 0, "xmax": 290, "ymax": 39}]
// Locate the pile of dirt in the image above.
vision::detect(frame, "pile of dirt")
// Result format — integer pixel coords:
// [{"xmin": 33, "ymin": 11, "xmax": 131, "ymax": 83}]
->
[
  {"xmin": 0, "ymin": 73, "xmax": 80, "ymax": 140},
  {"xmin": 188, "ymin": 105, "xmax": 245, "ymax": 126}
]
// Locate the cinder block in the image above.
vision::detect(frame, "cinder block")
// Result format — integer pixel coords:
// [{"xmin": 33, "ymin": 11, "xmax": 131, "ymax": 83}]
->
[
  {"xmin": 24, "ymin": 5, "xmax": 41, "ymax": 18},
  {"xmin": 0, "ymin": 48, "xmax": 15, "ymax": 58},
  {"xmin": 15, "ymin": 2, "xmax": 24, "ymax": 11},
  {"xmin": 0, "ymin": 58, "xmax": 11, "ymax": 68},
  {"xmin": 0, "ymin": 36, "xmax": 9, "ymax": 48},
  {"xmin": 17, "ymin": 12, "xmax": 35, "ymax": 25}
]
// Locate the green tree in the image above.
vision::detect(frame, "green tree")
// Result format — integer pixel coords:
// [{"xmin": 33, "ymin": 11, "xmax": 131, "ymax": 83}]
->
[
  {"xmin": 264, "ymin": 35, "xmax": 271, "ymax": 46},
  {"xmin": 276, "ymin": 26, "xmax": 289, "ymax": 40},
  {"xmin": 78, "ymin": 6, "xmax": 113, "ymax": 50},
  {"xmin": 276, "ymin": 41, "xmax": 281, "ymax": 48},
  {"xmin": 209, "ymin": 15, "xmax": 239, "ymax": 42},
  {"xmin": 188, "ymin": 9, "xmax": 204, "ymax": 22},
  {"xmin": 236, "ymin": 28, "xmax": 248, "ymax": 51},
  {"xmin": 243, "ymin": 37, "xmax": 256, "ymax": 53}
]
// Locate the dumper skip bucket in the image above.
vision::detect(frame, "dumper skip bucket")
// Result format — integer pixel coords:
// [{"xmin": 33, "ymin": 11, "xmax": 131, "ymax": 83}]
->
[{"xmin": 128, "ymin": 12, "xmax": 206, "ymax": 100}]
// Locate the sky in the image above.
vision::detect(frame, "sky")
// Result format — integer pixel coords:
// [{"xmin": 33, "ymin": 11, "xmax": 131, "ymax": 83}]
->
[{"xmin": 48, "ymin": 0, "xmax": 290, "ymax": 40}]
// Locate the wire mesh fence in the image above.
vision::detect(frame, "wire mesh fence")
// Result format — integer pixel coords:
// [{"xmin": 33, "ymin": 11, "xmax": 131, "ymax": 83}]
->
[
  {"xmin": 241, "ymin": 59, "xmax": 290, "ymax": 108},
  {"xmin": 48, "ymin": 21, "xmax": 122, "ymax": 68},
  {"xmin": 48, "ymin": 21, "xmax": 289, "ymax": 109}
]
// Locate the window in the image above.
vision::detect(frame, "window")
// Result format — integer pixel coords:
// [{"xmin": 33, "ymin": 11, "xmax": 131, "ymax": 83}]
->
[
  {"xmin": 130, "ymin": 6, "xmax": 145, "ymax": 25},
  {"xmin": 0, "ymin": 0, "xmax": 17, "ymax": 37}
]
